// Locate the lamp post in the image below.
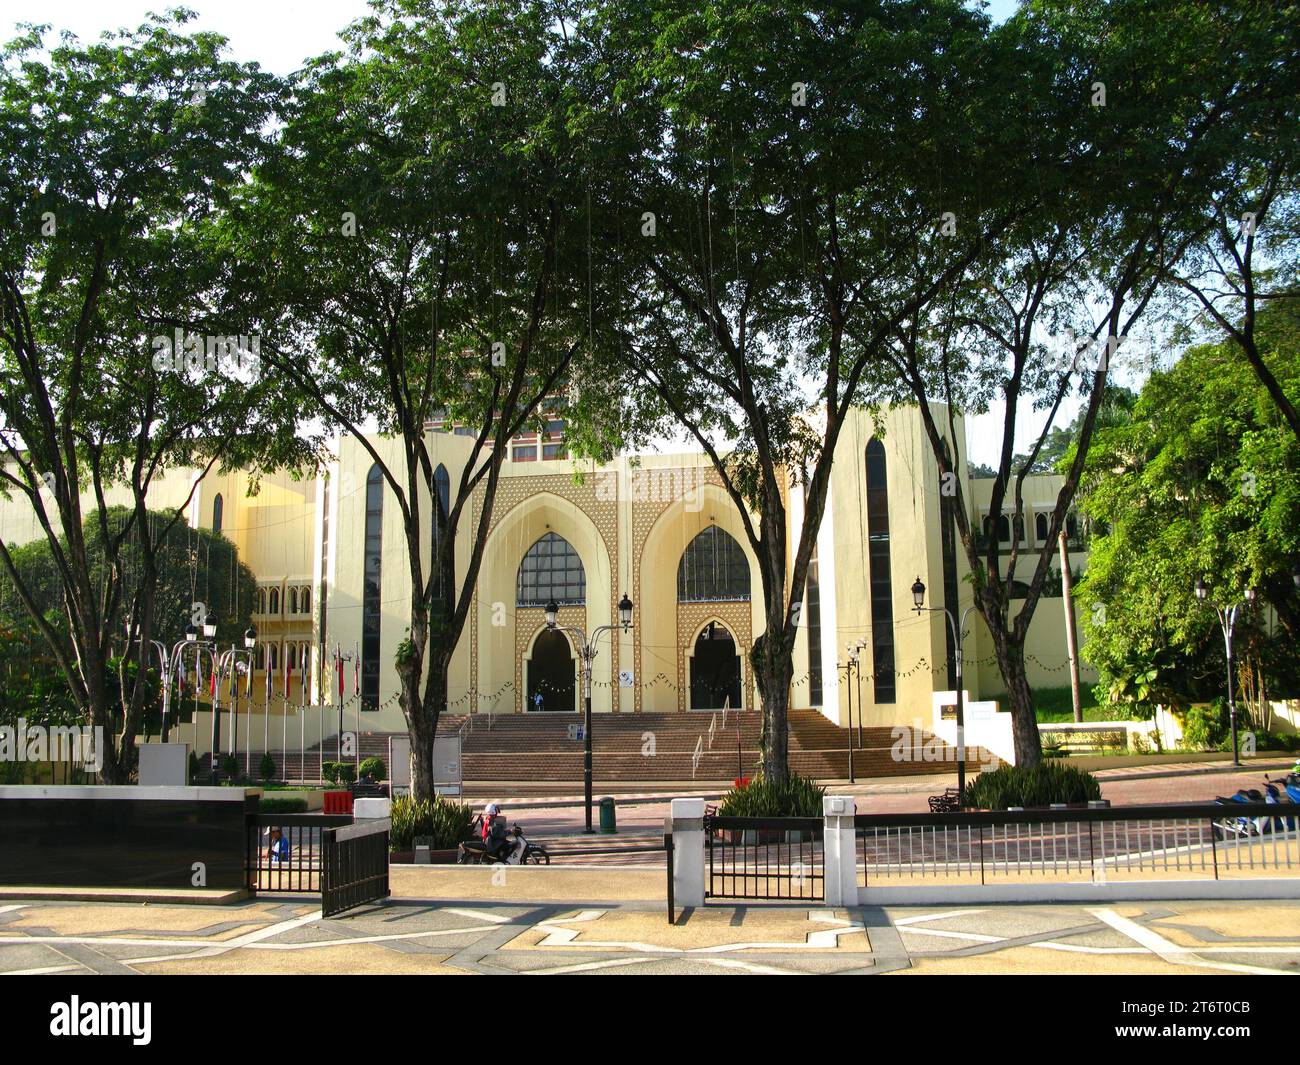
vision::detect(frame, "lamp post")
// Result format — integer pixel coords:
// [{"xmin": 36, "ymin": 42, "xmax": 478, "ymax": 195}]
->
[
  {"xmin": 546, "ymin": 593, "xmax": 633, "ymax": 833},
  {"xmin": 178, "ymin": 622, "xmax": 221, "ymax": 784},
  {"xmin": 836, "ymin": 646, "xmax": 860, "ymax": 783},
  {"xmin": 126, "ymin": 622, "xmax": 199, "ymax": 744},
  {"xmin": 912, "ymin": 577, "xmax": 977, "ymax": 801},
  {"xmin": 213, "ymin": 627, "xmax": 258, "ymax": 783},
  {"xmin": 852, "ymin": 637, "xmax": 868, "ymax": 750},
  {"xmin": 1195, "ymin": 577, "xmax": 1256, "ymax": 767}
]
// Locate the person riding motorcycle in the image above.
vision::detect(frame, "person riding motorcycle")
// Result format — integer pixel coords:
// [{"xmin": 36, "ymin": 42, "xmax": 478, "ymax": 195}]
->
[{"xmin": 481, "ymin": 802, "xmax": 511, "ymax": 862}]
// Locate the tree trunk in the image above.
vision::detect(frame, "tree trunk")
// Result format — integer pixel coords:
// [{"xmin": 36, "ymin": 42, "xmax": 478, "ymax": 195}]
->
[
  {"xmin": 407, "ymin": 682, "xmax": 436, "ymax": 803},
  {"xmin": 751, "ymin": 630, "xmax": 793, "ymax": 782},
  {"xmin": 991, "ymin": 636, "xmax": 1042, "ymax": 767}
]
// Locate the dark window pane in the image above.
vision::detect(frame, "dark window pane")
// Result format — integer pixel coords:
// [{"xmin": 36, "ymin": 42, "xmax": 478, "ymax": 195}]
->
[
  {"xmin": 516, "ymin": 532, "xmax": 585, "ymax": 606},
  {"xmin": 677, "ymin": 525, "xmax": 751, "ymax": 602}
]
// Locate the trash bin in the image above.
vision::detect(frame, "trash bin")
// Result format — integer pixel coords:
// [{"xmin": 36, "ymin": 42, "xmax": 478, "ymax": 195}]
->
[{"xmin": 599, "ymin": 796, "xmax": 616, "ymax": 834}]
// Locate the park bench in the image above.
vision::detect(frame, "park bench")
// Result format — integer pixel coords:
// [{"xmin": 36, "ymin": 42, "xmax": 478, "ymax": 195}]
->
[{"xmin": 927, "ymin": 787, "xmax": 962, "ymax": 813}]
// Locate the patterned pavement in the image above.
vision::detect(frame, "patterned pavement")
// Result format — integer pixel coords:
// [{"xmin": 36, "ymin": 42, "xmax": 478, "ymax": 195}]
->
[{"xmin": 5, "ymin": 893, "xmax": 1300, "ymax": 976}]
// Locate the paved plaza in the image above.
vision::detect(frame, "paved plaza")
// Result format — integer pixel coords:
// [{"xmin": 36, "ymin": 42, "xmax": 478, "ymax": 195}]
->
[{"xmin": 4, "ymin": 866, "xmax": 1300, "ymax": 976}]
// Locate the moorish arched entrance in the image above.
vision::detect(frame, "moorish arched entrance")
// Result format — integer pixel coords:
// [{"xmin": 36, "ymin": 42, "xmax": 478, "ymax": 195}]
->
[
  {"xmin": 526, "ymin": 628, "xmax": 577, "ymax": 712},
  {"xmin": 689, "ymin": 621, "xmax": 742, "ymax": 710}
]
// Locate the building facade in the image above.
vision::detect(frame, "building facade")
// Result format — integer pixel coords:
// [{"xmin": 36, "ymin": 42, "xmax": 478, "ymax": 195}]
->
[{"xmin": 0, "ymin": 405, "xmax": 1097, "ymax": 748}]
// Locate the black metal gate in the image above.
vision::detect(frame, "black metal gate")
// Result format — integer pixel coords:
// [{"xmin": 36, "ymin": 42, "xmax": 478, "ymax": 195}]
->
[
  {"xmin": 321, "ymin": 818, "xmax": 391, "ymax": 917},
  {"xmin": 705, "ymin": 815, "xmax": 824, "ymax": 901}
]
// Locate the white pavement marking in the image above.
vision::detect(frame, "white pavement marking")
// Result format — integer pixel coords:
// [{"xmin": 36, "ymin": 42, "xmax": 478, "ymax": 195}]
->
[
  {"xmin": 0, "ymin": 906, "xmax": 27, "ymax": 916},
  {"xmin": 2, "ymin": 963, "xmax": 82, "ymax": 975},
  {"xmin": 120, "ymin": 910, "xmax": 321, "ymax": 967},
  {"xmin": 443, "ymin": 908, "xmax": 517, "ymax": 924},
  {"xmin": 898, "ymin": 927, "xmax": 1004, "ymax": 944},
  {"xmin": 530, "ymin": 909, "xmax": 866, "ymax": 954},
  {"xmin": 252, "ymin": 925, "xmax": 497, "ymax": 949},
  {"xmin": 522, "ymin": 956, "xmax": 662, "ymax": 975},
  {"xmin": 698, "ymin": 957, "xmax": 805, "ymax": 975},
  {"xmin": 1089, "ymin": 907, "xmax": 1297, "ymax": 976},
  {"xmin": 893, "ymin": 909, "xmax": 986, "ymax": 926}
]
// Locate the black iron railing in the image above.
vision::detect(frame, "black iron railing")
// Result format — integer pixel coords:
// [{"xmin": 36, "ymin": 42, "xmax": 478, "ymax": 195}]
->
[
  {"xmin": 704, "ymin": 815, "xmax": 824, "ymax": 901},
  {"xmin": 855, "ymin": 803, "xmax": 1300, "ymax": 886}
]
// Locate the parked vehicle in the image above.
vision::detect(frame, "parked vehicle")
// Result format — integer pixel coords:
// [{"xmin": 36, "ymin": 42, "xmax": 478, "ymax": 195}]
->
[{"xmin": 456, "ymin": 823, "xmax": 550, "ymax": 865}]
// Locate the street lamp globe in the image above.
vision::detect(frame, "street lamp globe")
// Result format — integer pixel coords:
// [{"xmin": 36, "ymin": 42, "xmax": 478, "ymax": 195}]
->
[
  {"xmin": 243, "ymin": 627, "xmax": 257, "ymax": 649},
  {"xmin": 185, "ymin": 623, "xmax": 197, "ymax": 643},
  {"xmin": 202, "ymin": 620, "xmax": 217, "ymax": 639},
  {"xmin": 911, "ymin": 577, "xmax": 926, "ymax": 611},
  {"xmin": 544, "ymin": 600, "xmax": 559, "ymax": 628},
  {"xmin": 1293, "ymin": 565, "xmax": 1300, "ymax": 592},
  {"xmin": 1245, "ymin": 587, "xmax": 1257, "ymax": 605},
  {"xmin": 618, "ymin": 593, "xmax": 634, "ymax": 630},
  {"xmin": 1195, "ymin": 576, "xmax": 1209, "ymax": 601}
]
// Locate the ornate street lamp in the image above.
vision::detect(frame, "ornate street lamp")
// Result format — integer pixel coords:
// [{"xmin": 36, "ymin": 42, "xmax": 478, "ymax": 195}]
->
[
  {"xmin": 1196, "ymin": 577, "xmax": 1256, "ymax": 766},
  {"xmin": 911, "ymin": 577, "xmax": 977, "ymax": 802},
  {"xmin": 546, "ymin": 593, "xmax": 635, "ymax": 831}
]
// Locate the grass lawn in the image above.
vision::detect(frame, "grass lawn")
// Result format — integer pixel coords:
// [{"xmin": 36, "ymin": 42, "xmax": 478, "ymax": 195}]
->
[{"xmin": 1034, "ymin": 685, "xmax": 1108, "ymax": 723}]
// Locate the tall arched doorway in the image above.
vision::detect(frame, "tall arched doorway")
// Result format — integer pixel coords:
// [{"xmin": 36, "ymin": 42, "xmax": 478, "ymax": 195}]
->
[
  {"xmin": 689, "ymin": 621, "xmax": 742, "ymax": 710},
  {"xmin": 526, "ymin": 629, "xmax": 576, "ymax": 712}
]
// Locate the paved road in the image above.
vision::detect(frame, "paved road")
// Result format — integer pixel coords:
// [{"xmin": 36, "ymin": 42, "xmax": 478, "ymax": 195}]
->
[{"xmin": 5, "ymin": 893, "xmax": 1299, "ymax": 976}]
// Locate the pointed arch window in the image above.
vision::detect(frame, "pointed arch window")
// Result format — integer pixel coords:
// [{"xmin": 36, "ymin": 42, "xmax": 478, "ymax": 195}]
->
[
  {"xmin": 865, "ymin": 439, "xmax": 896, "ymax": 704},
  {"xmin": 212, "ymin": 494, "xmax": 223, "ymax": 534},
  {"xmin": 517, "ymin": 532, "xmax": 585, "ymax": 606},
  {"xmin": 362, "ymin": 465, "xmax": 384, "ymax": 710},
  {"xmin": 432, "ymin": 464, "xmax": 451, "ymax": 612},
  {"xmin": 677, "ymin": 526, "xmax": 750, "ymax": 602}
]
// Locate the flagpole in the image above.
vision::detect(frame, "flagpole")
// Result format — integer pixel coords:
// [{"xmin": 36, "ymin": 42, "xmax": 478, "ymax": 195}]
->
[{"xmin": 281, "ymin": 653, "xmax": 288, "ymax": 782}]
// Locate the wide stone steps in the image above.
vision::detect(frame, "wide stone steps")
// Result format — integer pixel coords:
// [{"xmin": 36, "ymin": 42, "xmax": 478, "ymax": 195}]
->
[{"xmin": 199, "ymin": 709, "xmax": 995, "ymax": 783}]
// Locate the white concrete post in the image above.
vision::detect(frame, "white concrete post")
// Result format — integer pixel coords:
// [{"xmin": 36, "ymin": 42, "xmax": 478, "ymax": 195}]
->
[
  {"xmin": 353, "ymin": 797, "xmax": 391, "ymax": 819},
  {"xmin": 671, "ymin": 797, "xmax": 706, "ymax": 908},
  {"xmin": 823, "ymin": 795, "xmax": 858, "ymax": 907}
]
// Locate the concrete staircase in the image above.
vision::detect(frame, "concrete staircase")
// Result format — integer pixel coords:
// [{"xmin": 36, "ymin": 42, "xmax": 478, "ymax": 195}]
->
[{"xmin": 205, "ymin": 709, "xmax": 996, "ymax": 784}]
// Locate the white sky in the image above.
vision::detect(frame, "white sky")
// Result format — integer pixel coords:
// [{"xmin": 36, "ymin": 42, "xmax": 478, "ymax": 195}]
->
[{"xmin": 3, "ymin": 0, "xmax": 1085, "ymax": 468}]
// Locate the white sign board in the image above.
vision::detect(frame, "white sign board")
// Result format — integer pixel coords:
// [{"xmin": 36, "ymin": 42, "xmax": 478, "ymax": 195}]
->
[
  {"xmin": 388, "ymin": 734, "xmax": 462, "ymax": 796},
  {"xmin": 619, "ymin": 669, "xmax": 634, "ymax": 688},
  {"xmin": 139, "ymin": 742, "xmax": 189, "ymax": 786}
]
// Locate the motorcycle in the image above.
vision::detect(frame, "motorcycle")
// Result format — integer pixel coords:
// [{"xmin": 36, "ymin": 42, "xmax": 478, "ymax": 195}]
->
[
  {"xmin": 1213, "ymin": 788, "xmax": 1265, "ymax": 839},
  {"xmin": 457, "ymin": 823, "xmax": 550, "ymax": 865}
]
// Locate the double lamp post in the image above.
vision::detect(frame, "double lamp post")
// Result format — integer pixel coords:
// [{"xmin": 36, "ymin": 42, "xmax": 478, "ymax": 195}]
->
[{"xmin": 545, "ymin": 593, "xmax": 634, "ymax": 833}]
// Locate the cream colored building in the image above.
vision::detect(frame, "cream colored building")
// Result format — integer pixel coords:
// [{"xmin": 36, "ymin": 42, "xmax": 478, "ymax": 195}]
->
[{"xmin": 0, "ymin": 405, "xmax": 1097, "ymax": 748}]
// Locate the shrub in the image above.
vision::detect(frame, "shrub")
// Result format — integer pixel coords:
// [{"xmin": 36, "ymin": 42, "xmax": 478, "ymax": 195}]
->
[
  {"xmin": 219, "ymin": 753, "xmax": 240, "ymax": 781},
  {"xmin": 256, "ymin": 797, "xmax": 308, "ymax": 814},
  {"xmin": 961, "ymin": 762, "xmax": 1101, "ymax": 809},
  {"xmin": 718, "ymin": 772, "xmax": 825, "ymax": 818},
  {"xmin": 389, "ymin": 795, "xmax": 475, "ymax": 851},
  {"xmin": 322, "ymin": 761, "xmax": 357, "ymax": 785},
  {"xmin": 188, "ymin": 751, "xmax": 201, "ymax": 784},
  {"xmin": 1180, "ymin": 700, "xmax": 1231, "ymax": 751},
  {"xmin": 359, "ymin": 756, "xmax": 386, "ymax": 780},
  {"xmin": 259, "ymin": 752, "xmax": 277, "ymax": 781}
]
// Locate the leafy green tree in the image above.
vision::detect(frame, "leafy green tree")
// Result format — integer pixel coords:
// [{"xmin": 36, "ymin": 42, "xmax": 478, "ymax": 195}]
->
[
  {"xmin": 1, "ymin": 506, "xmax": 255, "ymax": 649},
  {"xmin": 0, "ymin": 14, "xmax": 305, "ymax": 781},
  {"xmin": 580, "ymin": 0, "xmax": 1016, "ymax": 779},
  {"xmin": 231, "ymin": 0, "xmax": 591, "ymax": 800},
  {"xmin": 1076, "ymin": 310, "xmax": 1300, "ymax": 713},
  {"xmin": 881, "ymin": 0, "xmax": 1295, "ymax": 765}
]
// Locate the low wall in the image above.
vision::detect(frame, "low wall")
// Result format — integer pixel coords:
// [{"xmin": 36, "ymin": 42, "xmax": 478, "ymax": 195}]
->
[{"xmin": 0, "ymin": 786, "xmax": 254, "ymax": 891}]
